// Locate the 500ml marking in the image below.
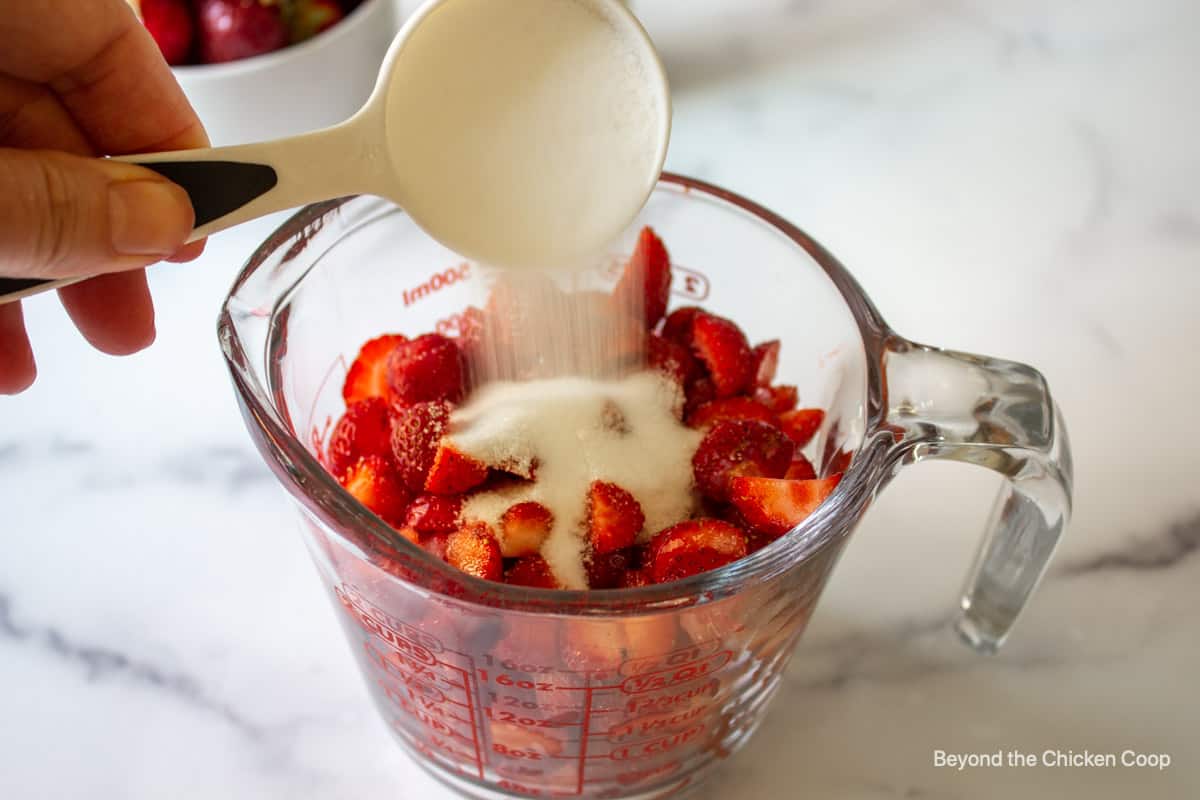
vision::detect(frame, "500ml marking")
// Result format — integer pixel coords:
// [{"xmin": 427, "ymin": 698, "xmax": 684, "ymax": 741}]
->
[{"xmin": 404, "ymin": 263, "xmax": 471, "ymax": 306}]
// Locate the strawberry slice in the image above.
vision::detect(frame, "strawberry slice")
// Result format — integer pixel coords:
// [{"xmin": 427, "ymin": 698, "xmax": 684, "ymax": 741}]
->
[
  {"xmin": 387, "ymin": 333, "xmax": 466, "ymax": 404},
  {"xmin": 692, "ymin": 419, "xmax": 795, "ymax": 502},
  {"xmin": 420, "ymin": 531, "xmax": 451, "ymax": 561},
  {"xmin": 729, "ymin": 475, "xmax": 843, "ymax": 538},
  {"xmin": 619, "ymin": 567, "xmax": 654, "ymax": 588},
  {"xmin": 683, "ymin": 375, "xmax": 717, "ymax": 421},
  {"xmin": 645, "ymin": 333, "xmax": 697, "ymax": 390},
  {"xmin": 342, "ymin": 334, "xmax": 406, "ymax": 405},
  {"xmin": 445, "ymin": 522, "xmax": 503, "ymax": 581},
  {"xmin": 499, "ymin": 502, "xmax": 555, "ymax": 557},
  {"xmin": 585, "ymin": 548, "xmax": 632, "ymax": 589},
  {"xmin": 754, "ymin": 384, "xmax": 799, "ymax": 414},
  {"xmin": 390, "ymin": 400, "xmax": 451, "ymax": 492},
  {"xmin": 327, "ymin": 396, "xmax": 393, "ymax": 479},
  {"xmin": 687, "ymin": 397, "xmax": 776, "ymax": 429},
  {"xmin": 779, "ymin": 408, "xmax": 825, "ymax": 448},
  {"xmin": 751, "ymin": 340, "xmax": 781, "ymax": 387},
  {"xmin": 649, "ymin": 519, "xmax": 748, "ymax": 583},
  {"xmin": 505, "ymin": 555, "xmax": 561, "ymax": 589},
  {"xmin": 587, "ymin": 481, "xmax": 645, "ymax": 554},
  {"xmin": 613, "ymin": 226, "xmax": 672, "ymax": 329},
  {"xmin": 784, "ymin": 454, "xmax": 817, "ymax": 481},
  {"xmin": 425, "ymin": 444, "xmax": 489, "ymax": 494},
  {"xmin": 660, "ymin": 306, "xmax": 701, "ymax": 346},
  {"xmin": 690, "ymin": 312, "xmax": 753, "ymax": 398},
  {"xmin": 405, "ymin": 495, "xmax": 462, "ymax": 533},
  {"xmin": 339, "ymin": 455, "xmax": 411, "ymax": 527}
]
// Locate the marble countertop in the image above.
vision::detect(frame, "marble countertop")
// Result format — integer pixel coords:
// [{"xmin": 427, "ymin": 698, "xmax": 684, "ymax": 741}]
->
[{"xmin": 3, "ymin": 1, "xmax": 1197, "ymax": 797}]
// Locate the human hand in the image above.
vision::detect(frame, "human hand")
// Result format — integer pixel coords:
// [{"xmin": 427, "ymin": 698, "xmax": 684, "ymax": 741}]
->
[{"xmin": 0, "ymin": 0, "xmax": 207, "ymax": 394}]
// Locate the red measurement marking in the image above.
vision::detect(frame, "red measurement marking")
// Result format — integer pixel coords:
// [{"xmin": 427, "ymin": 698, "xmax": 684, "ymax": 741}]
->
[
  {"xmin": 619, "ymin": 640, "xmax": 721, "ymax": 678},
  {"xmin": 607, "ymin": 723, "xmax": 707, "ymax": 761},
  {"xmin": 623, "ymin": 678, "xmax": 720, "ymax": 715},
  {"xmin": 576, "ymin": 684, "xmax": 592, "ymax": 794},
  {"xmin": 671, "ymin": 265, "xmax": 709, "ymax": 302},
  {"xmin": 619, "ymin": 652, "xmax": 731, "ymax": 695},
  {"xmin": 606, "ymin": 704, "xmax": 708, "ymax": 743},
  {"xmin": 442, "ymin": 661, "xmax": 485, "ymax": 779},
  {"xmin": 615, "ymin": 759, "xmax": 681, "ymax": 787},
  {"xmin": 404, "ymin": 262, "xmax": 471, "ymax": 307}
]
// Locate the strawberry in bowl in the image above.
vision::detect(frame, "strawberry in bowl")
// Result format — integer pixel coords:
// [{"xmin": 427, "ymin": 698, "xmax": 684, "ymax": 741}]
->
[{"xmin": 321, "ymin": 227, "xmax": 845, "ymax": 590}]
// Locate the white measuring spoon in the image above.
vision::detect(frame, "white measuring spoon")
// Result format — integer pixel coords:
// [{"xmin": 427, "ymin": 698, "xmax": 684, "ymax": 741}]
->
[{"xmin": 0, "ymin": 0, "xmax": 670, "ymax": 303}]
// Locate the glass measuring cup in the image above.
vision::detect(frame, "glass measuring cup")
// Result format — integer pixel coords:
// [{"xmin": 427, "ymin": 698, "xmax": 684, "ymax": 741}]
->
[{"xmin": 219, "ymin": 175, "xmax": 1072, "ymax": 799}]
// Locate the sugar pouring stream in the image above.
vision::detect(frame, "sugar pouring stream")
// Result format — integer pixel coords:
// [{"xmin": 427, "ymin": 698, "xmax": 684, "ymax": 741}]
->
[{"xmin": 0, "ymin": 0, "xmax": 671, "ymax": 303}]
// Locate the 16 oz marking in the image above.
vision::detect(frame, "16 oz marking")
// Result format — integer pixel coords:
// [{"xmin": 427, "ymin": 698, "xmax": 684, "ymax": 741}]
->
[{"xmin": 478, "ymin": 670, "xmax": 555, "ymax": 691}]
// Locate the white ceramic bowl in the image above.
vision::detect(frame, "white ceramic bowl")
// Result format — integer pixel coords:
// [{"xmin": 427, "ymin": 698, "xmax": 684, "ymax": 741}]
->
[{"xmin": 173, "ymin": 0, "xmax": 397, "ymax": 146}]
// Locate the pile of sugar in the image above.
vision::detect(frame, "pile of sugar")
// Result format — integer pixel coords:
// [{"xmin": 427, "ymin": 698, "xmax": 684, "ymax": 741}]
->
[{"xmin": 447, "ymin": 371, "xmax": 703, "ymax": 589}]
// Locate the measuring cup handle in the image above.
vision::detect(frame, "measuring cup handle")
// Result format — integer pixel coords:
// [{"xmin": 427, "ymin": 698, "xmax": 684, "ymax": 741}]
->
[{"xmin": 882, "ymin": 338, "xmax": 1073, "ymax": 654}]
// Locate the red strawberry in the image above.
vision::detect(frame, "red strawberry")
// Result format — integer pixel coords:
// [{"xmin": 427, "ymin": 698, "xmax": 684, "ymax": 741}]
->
[
  {"xmin": 660, "ymin": 306, "xmax": 701, "ymax": 346},
  {"xmin": 587, "ymin": 481, "xmax": 645, "ymax": 554},
  {"xmin": 405, "ymin": 495, "xmax": 462, "ymax": 533},
  {"xmin": 505, "ymin": 555, "xmax": 561, "ymax": 589},
  {"xmin": 340, "ymin": 455, "xmax": 411, "ymax": 527},
  {"xmin": 420, "ymin": 531, "xmax": 451, "ymax": 561},
  {"xmin": 197, "ymin": 0, "xmax": 288, "ymax": 64},
  {"xmin": 751, "ymin": 340, "xmax": 780, "ymax": 387},
  {"xmin": 683, "ymin": 375, "xmax": 717, "ymax": 421},
  {"xmin": 387, "ymin": 333, "xmax": 466, "ymax": 404},
  {"xmin": 425, "ymin": 444, "xmax": 488, "ymax": 494},
  {"xmin": 687, "ymin": 397, "xmax": 776, "ymax": 429},
  {"xmin": 826, "ymin": 447, "xmax": 854, "ymax": 476},
  {"xmin": 446, "ymin": 522, "xmax": 503, "ymax": 581},
  {"xmin": 585, "ymin": 548, "xmax": 632, "ymax": 589},
  {"xmin": 619, "ymin": 567, "xmax": 653, "ymax": 589},
  {"xmin": 784, "ymin": 454, "xmax": 817, "ymax": 481},
  {"xmin": 613, "ymin": 226, "xmax": 672, "ymax": 329},
  {"xmin": 729, "ymin": 475, "xmax": 843, "ymax": 538},
  {"xmin": 140, "ymin": 0, "xmax": 194, "ymax": 65},
  {"xmin": 645, "ymin": 334, "xmax": 696, "ymax": 390},
  {"xmin": 692, "ymin": 419, "xmax": 794, "ymax": 502},
  {"xmin": 390, "ymin": 400, "xmax": 451, "ymax": 492},
  {"xmin": 288, "ymin": 0, "xmax": 343, "ymax": 44},
  {"xmin": 648, "ymin": 519, "xmax": 748, "ymax": 583},
  {"xmin": 327, "ymin": 397, "xmax": 393, "ymax": 479},
  {"xmin": 690, "ymin": 312, "xmax": 753, "ymax": 398},
  {"xmin": 499, "ymin": 502, "xmax": 554, "ymax": 557},
  {"xmin": 779, "ymin": 408, "xmax": 825, "ymax": 448},
  {"xmin": 754, "ymin": 384, "xmax": 799, "ymax": 413},
  {"xmin": 343, "ymin": 334, "xmax": 406, "ymax": 405}
]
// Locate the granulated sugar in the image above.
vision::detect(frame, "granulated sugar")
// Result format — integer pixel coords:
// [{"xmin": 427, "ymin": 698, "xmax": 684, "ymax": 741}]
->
[{"xmin": 448, "ymin": 371, "xmax": 703, "ymax": 588}]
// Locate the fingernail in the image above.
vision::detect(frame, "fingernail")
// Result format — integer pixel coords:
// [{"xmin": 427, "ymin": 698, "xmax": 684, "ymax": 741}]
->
[{"xmin": 108, "ymin": 180, "xmax": 194, "ymax": 257}]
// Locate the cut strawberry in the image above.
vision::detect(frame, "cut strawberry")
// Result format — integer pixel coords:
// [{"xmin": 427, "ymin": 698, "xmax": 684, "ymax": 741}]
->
[
  {"xmin": 585, "ymin": 548, "xmax": 632, "ymax": 589},
  {"xmin": 587, "ymin": 481, "xmax": 645, "ymax": 554},
  {"xmin": 505, "ymin": 555, "xmax": 561, "ymax": 589},
  {"xmin": 660, "ymin": 306, "xmax": 701, "ymax": 346},
  {"xmin": 390, "ymin": 400, "xmax": 451, "ymax": 492},
  {"xmin": 784, "ymin": 454, "xmax": 817, "ymax": 481},
  {"xmin": 327, "ymin": 397, "xmax": 394, "ymax": 479},
  {"xmin": 619, "ymin": 567, "xmax": 653, "ymax": 589},
  {"xmin": 826, "ymin": 447, "xmax": 854, "ymax": 476},
  {"xmin": 420, "ymin": 531, "xmax": 451, "ymax": 561},
  {"xmin": 729, "ymin": 475, "xmax": 843, "ymax": 538},
  {"xmin": 340, "ymin": 455, "xmax": 411, "ymax": 527},
  {"xmin": 648, "ymin": 519, "xmax": 748, "ymax": 583},
  {"xmin": 779, "ymin": 408, "xmax": 825, "ymax": 448},
  {"xmin": 754, "ymin": 384, "xmax": 799, "ymax": 414},
  {"xmin": 446, "ymin": 522, "xmax": 503, "ymax": 581},
  {"xmin": 683, "ymin": 375, "xmax": 717, "ymax": 421},
  {"xmin": 645, "ymin": 333, "xmax": 697, "ymax": 390},
  {"xmin": 499, "ymin": 502, "xmax": 555, "ymax": 557},
  {"xmin": 425, "ymin": 444, "xmax": 488, "ymax": 494},
  {"xmin": 751, "ymin": 340, "xmax": 780, "ymax": 387},
  {"xmin": 387, "ymin": 333, "xmax": 466, "ymax": 404},
  {"xmin": 687, "ymin": 397, "xmax": 776, "ymax": 429},
  {"xmin": 405, "ymin": 495, "xmax": 462, "ymax": 533},
  {"xmin": 342, "ymin": 334, "xmax": 406, "ymax": 405},
  {"xmin": 613, "ymin": 226, "xmax": 672, "ymax": 329},
  {"xmin": 689, "ymin": 312, "xmax": 753, "ymax": 398},
  {"xmin": 692, "ymin": 419, "xmax": 795, "ymax": 502}
]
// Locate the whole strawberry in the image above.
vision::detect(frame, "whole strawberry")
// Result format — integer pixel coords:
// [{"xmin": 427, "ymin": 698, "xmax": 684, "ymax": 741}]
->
[
  {"xmin": 139, "ymin": 0, "xmax": 194, "ymax": 65},
  {"xmin": 288, "ymin": 0, "xmax": 345, "ymax": 44},
  {"xmin": 197, "ymin": 0, "xmax": 289, "ymax": 64}
]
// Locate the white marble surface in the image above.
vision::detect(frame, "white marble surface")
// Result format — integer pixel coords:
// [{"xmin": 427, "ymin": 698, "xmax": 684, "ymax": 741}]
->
[{"xmin": 3, "ymin": 1, "xmax": 1198, "ymax": 797}]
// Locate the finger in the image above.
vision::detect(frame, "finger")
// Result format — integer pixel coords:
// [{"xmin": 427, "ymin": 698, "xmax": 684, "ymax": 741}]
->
[
  {"xmin": 0, "ymin": 74, "xmax": 93, "ymax": 153},
  {"xmin": 57, "ymin": 270, "xmax": 155, "ymax": 355},
  {"xmin": 0, "ymin": 0, "xmax": 208, "ymax": 154},
  {"xmin": 0, "ymin": 301, "xmax": 36, "ymax": 394},
  {"xmin": 0, "ymin": 148, "xmax": 194, "ymax": 280},
  {"xmin": 167, "ymin": 239, "xmax": 207, "ymax": 264}
]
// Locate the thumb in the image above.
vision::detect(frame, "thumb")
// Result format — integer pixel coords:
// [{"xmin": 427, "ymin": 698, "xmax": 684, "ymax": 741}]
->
[{"xmin": 0, "ymin": 148, "xmax": 194, "ymax": 280}]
